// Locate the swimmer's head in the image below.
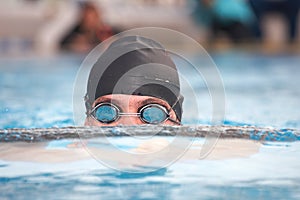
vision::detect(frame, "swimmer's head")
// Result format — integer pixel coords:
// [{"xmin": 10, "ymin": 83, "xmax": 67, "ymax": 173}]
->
[{"xmin": 85, "ymin": 36, "xmax": 183, "ymax": 126}]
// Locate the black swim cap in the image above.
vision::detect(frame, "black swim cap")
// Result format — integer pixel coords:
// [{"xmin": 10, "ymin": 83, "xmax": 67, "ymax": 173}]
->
[{"xmin": 85, "ymin": 36, "xmax": 184, "ymax": 121}]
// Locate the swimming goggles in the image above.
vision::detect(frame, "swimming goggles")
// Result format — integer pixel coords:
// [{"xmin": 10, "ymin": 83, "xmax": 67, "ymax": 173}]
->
[{"xmin": 89, "ymin": 102, "xmax": 180, "ymax": 125}]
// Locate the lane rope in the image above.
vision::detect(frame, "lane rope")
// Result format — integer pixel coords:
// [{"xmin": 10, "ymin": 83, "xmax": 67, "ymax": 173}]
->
[{"xmin": 0, "ymin": 126, "xmax": 299, "ymax": 142}]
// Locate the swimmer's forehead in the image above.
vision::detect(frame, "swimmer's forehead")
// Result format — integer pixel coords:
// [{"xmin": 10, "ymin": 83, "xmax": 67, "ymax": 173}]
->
[{"xmin": 93, "ymin": 94, "xmax": 171, "ymax": 108}]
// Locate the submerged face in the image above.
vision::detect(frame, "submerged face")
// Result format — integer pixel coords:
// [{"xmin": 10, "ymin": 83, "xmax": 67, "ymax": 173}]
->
[{"xmin": 85, "ymin": 94, "xmax": 180, "ymax": 126}]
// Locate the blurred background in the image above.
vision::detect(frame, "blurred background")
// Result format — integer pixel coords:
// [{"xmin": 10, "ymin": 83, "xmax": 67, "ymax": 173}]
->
[
  {"xmin": 1, "ymin": 0, "xmax": 300, "ymax": 129},
  {"xmin": 0, "ymin": 0, "xmax": 299, "ymax": 55}
]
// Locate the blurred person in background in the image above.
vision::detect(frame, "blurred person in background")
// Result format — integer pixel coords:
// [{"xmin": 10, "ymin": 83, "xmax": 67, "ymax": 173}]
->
[
  {"xmin": 60, "ymin": 1, "xmax": 114, "ymax": 53},
  {"xmin": 248, "ymin": 0, "xmax": 300, "ymax": 43},
  {"xmin": 192, "ymin": 0, "xmax": 255, "ymax": 44}
]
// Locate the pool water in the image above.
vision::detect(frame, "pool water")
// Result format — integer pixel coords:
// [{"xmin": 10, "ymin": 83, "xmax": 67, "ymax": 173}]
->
[
  {"xmin": 0, "ymin": 52, "xmax": 300, "ymax": 199},
  {"xmin": 0, "ymin": 138, "xmax": 300, "ymax": 199},
  {"xmin": 1, "ymin": 52, "xmax": 299, "ymax": 129}
]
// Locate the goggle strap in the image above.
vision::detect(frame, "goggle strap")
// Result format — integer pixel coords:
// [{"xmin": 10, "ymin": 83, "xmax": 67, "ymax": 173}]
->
[
  {"xmin": 167, "ymin": 96, "xmax": 181, "ymax": 121},
  {"xmin": 84, "ymin": 94, "xmax": 93, "ymax": 116}
]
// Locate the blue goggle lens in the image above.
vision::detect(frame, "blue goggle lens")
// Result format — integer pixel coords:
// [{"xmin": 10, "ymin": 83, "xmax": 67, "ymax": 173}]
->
[
  {"xmin": 94, "ymin": 104, "xmax": 118, "ymax": 123},
  {"xmin": 140, "ymin": 106, "xmax": 168, "ymax": 124}
]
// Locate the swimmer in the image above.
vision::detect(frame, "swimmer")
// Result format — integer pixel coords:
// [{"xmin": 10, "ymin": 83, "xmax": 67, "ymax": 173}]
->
[{"xmin": 84, "ymin": 36, "xmax": 184, "ymax": 126}]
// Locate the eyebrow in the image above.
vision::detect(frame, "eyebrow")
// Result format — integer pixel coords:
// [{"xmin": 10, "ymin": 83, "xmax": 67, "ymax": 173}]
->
[
  {"xmin": 139, "ymin": 98, "xmax": 171, "ymax": 109},
  {"xmin": 94, "ymin": 96, "xmax": 171, "ymax": 110},
  {"xmin": 93, "ymin": 96, "xmax": 122, "ymax": 106}
]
